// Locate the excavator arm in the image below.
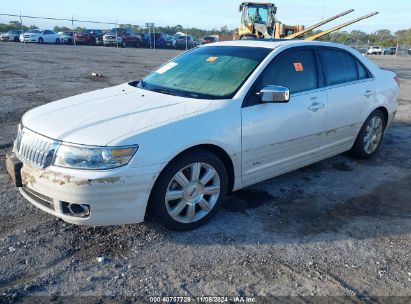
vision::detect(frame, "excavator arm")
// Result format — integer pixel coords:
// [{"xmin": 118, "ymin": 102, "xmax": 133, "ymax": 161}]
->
[
  {"xmin": 285, "ymin": 9, "xmax": 354, "ymax": 39},
  {"xmin": 304, "ymin": 12, "xmax": 379, "ymax": 41}
]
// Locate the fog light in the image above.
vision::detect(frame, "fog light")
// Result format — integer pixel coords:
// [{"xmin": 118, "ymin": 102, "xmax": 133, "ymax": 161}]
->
[{"xmin": 62, "ymin": 202, "xmax": 90, "ymax": 217}]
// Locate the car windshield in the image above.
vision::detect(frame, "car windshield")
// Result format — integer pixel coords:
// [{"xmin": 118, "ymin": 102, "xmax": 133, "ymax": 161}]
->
[
  {"xmin": 137, "ymin": 46, "xmax": 271, "ymax": 99},
  {"xmin": 111, "ymin": 28, "xmax": 126, "ymax": 34},
  {"xmin": 83, "ymin": 30, "xmax": 99, "ymax": 34}
]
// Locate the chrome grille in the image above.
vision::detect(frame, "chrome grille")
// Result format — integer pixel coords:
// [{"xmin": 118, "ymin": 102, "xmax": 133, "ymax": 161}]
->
[{"xmin": 15, "ymin": 128, "xmax": 59, "ymax": 168}]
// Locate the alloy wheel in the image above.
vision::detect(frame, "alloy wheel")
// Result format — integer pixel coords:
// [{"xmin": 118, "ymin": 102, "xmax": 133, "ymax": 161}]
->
[
  {"xmin": 165, "ymin": 162, "xmax": 221, "ymax": 224},
  {"xmin": 363, "ymin": 116, "xmax": 383, "ymax": 154}
]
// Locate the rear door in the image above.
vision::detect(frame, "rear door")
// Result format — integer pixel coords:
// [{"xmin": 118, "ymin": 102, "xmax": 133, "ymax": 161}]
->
[
  {"xmin": 241, "ymin": 48, "xmax": 327, "ymax": 184},
  {"xmin": 319, "ymin": 48, "xmax": 376, "ymax": 153}
]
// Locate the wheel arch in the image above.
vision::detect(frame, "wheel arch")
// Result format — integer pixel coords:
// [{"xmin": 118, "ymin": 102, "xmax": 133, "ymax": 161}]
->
[
  {"xmin": 149, "ymin": 143, "xmax": 236, "ymax": 201},
  {"xmin": 374, "ymin": 106, "xmax": 389, "ymax": 126}
]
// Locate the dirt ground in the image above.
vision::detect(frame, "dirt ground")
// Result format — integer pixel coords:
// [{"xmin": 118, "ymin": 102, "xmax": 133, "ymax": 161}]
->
[{"xmin": 0, "ymin": 43, "xmax": 410, "ymax": 303}]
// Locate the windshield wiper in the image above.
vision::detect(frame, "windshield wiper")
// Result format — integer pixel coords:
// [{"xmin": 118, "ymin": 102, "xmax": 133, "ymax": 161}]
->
[{"xmin": 150, "ymin": 88, "xmax": 176, "ymax": 96}]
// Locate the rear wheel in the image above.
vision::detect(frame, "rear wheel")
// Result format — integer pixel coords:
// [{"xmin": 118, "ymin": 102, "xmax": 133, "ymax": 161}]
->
[
  {"xmin": 13, "ymin": 36, "xmax": 19, "ymax": 42},
  {"xmin": 122, "ymin": 41, "xmax": 126, "ymax": 48},
  {"xmin": 55, "ymin": 38, "xmax": 60, "ymax": 44},
  {"xmin": 38, "ymin": 37, "xmax": 43, "ymax": 44},
  {"xmin": 149, "ymin": 150, "xmax": 228, "ymax": 230},
  {"xmin": 350, "ymin": 110, "xmax": 386, "ymax": 159}
]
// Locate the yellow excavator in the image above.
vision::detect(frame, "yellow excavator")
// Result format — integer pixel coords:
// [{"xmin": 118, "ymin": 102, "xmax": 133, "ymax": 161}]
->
[{"xmin": 237, "ymin": 2, "xmax": 378, "ymax": 40}]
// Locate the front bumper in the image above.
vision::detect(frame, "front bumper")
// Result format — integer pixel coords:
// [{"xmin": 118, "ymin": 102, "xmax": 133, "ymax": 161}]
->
[
  {"xmin": 15, "ymin": 160, "xmax": 160, "ymax": 226},
  {"xmin": 22, "ymin": 37, "xmax": 38, "ymax": 43}
]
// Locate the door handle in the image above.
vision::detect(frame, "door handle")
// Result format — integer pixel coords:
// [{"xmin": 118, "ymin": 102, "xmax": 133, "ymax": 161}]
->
[
  {"xmin": 308, "ymin": 102, "xmax": 325, "ymax": 112},
  {"xmin": 364, "ymin": 90, "xmax": 375, "ymax": 97}
]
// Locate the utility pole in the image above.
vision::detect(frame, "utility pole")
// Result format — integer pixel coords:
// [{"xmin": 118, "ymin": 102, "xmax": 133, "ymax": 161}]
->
[
  {"xmin": 72, "ymin": 15, "xmax": 76, "ymax": 46},
  {"xmin": 19, "ymin": 11, "xmax": 25, "ymax": 46}
]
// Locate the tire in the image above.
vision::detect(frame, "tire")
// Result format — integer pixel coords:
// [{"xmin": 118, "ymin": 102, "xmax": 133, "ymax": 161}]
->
[
  {"xmin": 55, "ymin": 38, "xmax": 60, "ymax": 44},
  {"xmin": 13, "ymin": 36, "xmax": 19, "ymax": 42},
  {"xmin": 122, "ymin": 41, "xmax": 126, "ymax": 48},
  {"xmin": 38, "ymin": 37, "xmax": 43, "ymax": 44},
  {"xmin": 350, "ymin": 109, "xmax": 386, "ymax": 159},
  {"xmin": 67, "ymin": 38, "xmax": 73, "ymax": 45},
  {"xmin": 148, "ymin": 150, "xmax": 228, "ymax": 230}
]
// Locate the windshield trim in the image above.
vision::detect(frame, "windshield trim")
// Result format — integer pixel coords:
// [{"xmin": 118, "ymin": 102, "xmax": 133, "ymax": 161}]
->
[{"xmin": 134, "ymin": 46, "xmax": 272, "ymax": 100}]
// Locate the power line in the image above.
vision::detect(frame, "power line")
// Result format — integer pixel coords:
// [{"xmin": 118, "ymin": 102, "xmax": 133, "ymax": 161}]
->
[{"xmin": 0, "ymin": 13, "xmax": 118, "ymax": 25}]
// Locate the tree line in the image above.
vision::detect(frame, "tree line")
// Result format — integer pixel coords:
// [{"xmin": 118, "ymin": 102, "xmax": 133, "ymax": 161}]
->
[
  {"xmin": 313, "ymin": 29, "xmax": 411, "ymax": 47},
  {"xmin": 1, "ymin": 20, "xmax": 410, "ymax": 46}
]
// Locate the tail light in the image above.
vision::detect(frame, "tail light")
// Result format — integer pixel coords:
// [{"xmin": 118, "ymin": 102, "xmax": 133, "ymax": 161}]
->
[{"xmin": 394, "ymin": 76, "xmax": 400, "ymax": 87}]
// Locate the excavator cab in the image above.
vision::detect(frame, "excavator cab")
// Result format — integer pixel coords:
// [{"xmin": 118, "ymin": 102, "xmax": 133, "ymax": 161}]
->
[
  {"xmin": 236, "ymin": 1, "xmax": 378, "ymax": 41},
  {"xmin": 238, "ymin": 2, "xmax": 277, "ymax": 39}
]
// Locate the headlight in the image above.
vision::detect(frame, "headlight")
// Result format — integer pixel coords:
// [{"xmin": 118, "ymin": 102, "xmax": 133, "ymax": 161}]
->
[{"xmin": 54, "ymin": 144, "xmax": 138, "ymax": 170}]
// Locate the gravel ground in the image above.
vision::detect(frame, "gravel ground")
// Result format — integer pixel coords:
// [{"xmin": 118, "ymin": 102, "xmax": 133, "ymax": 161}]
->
[{"xmin": 0, "ymin": 43, "xmax": 410, "ymax": 303}]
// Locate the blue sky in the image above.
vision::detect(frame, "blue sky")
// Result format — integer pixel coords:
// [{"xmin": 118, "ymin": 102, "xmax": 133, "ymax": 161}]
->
[{"xmin": 0, "ymin": 0, "xmax": 409, "ymax": 33}]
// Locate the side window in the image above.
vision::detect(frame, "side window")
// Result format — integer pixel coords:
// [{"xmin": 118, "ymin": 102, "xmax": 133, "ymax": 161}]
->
[
  {"xmin": 321, "ymin": 49, "xmax": 358, "ymax": 85},
  {"xmin": 261, "ymin": 49, "xmax": 318, "ymax": 94},
  {"xmin": 357, "ymin": 61, "xmax": 369, "ymax": 80}
]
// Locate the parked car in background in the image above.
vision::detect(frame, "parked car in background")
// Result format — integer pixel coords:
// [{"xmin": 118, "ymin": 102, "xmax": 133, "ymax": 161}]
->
[
  {"xmin": 366, "ymin": 46, "xmax": 383, "ymax": 55},
  {"xmin": 103, "ymin": 28, "xmax": 142, "ymax": 47},
  {"xmin": 21, "ymin": 29, "xmax": 61, "ymax": 44},
  {"xmin": 95, "ymin": 32, "xmax": 106, "ymax": 46},
  {"xmin": 58, "ymin": 31, "xmax": 74, "ymax": 44},
  {"xmin": 74, "ymin": 29, "xmax": 103, "ymax": 45},
  {"xmin": 202, "ymin": 35, "xmax": 219, "ymax": 44},
  {"xmin": 1, "ymin": 30, "xmax": 22, "ymax": 42},
  {"xmin": 383, "ymin": 47, "xmax": 396, "ymax": 55},
  {"xmin": 166, "ymin": 34, "xmax": 176, "ymax": 48},
  {"xmin": 175, "ymin": 35, "xmax": 195, "ymax": 49},
  {"xmin": 352, "ymin": 47, "xmax": 367, "ymax": 55},
  {"xmin": 145, "ymin": 32, "xmax": 169, "ymax": 48},
  {"xmin": 6, "ymin": 40, "xmax": 399, "ymax": 230}
]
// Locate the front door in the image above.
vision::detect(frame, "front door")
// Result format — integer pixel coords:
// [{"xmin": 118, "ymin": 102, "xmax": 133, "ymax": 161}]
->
[{"xmin": 241, "ymin": 48, "xmax": 327, "ymax": 184}]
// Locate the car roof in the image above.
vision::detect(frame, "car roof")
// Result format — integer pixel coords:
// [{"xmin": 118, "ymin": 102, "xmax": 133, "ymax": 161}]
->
[{"xmin": 200, "ymin": 39, "xmax": 348, "ymax": 50}]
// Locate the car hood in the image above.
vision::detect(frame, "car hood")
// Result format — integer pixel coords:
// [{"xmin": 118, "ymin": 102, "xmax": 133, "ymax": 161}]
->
[{"xmin": 22, "ymin": 83, "xmax": 213, "ymax": 146}]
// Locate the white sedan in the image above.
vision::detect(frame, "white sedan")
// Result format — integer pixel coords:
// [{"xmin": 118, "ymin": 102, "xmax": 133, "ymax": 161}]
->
[
  {"xmin": 6, "ymin": 40, "xmax": 399, "ymax": 230},
  {"xmin": 21, "ymin": 29, "xmax": 61, "ymax": 44}
]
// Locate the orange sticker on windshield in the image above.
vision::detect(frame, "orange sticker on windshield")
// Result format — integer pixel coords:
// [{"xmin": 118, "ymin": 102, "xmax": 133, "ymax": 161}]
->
[
  {"xmin": 294, "ymin": 62, "xmax": 303, "ymax": 72},
  {"xmin": 207, "ymin": 56, "xmax": 218, "ymax": 62}
]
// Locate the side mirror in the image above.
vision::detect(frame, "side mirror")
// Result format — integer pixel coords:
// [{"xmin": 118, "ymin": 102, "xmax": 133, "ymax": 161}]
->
[{"xmin": 258, "ymin": 85, "xmax": 290, "ymax": 103}]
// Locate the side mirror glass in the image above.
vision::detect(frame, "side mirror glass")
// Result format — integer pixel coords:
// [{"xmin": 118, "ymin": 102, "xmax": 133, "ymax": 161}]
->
[{"xmin": 258, "ymin": 85, "xmax": 290, "ymax": 103}]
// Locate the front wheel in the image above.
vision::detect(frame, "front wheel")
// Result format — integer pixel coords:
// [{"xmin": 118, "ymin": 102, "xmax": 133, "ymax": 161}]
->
[
  {"xmin": 149, "ymin": 150, "xmax": 228, "ymax": 230},
  {"xmin": 38, "ymin": 37, "xmax": 43, "ymax": 44},
  {"xmin": 350, "ymin": 110, "xmax": 386, "ymax": 159}
]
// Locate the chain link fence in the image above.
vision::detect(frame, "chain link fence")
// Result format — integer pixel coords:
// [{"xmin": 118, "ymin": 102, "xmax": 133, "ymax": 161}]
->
[
  {"xmin": 396, "ymin": 44, "xmax": 411, "ymax": 57},
  {"xmin": 0, "ymin": 12, "xmax": 198, "ymax": 51}
]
